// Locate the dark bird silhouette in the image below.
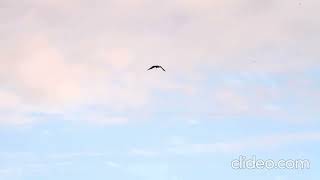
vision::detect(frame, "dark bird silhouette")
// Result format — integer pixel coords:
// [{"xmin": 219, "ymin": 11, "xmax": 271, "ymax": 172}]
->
[{"xmin": 147, "ymin": 65, "xmax": 166, "ymax": 71}]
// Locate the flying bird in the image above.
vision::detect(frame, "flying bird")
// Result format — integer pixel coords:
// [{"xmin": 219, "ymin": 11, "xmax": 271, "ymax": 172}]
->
[{"xmin": 147, "ymin": 65, "xmax": 166, "ymax": 71}]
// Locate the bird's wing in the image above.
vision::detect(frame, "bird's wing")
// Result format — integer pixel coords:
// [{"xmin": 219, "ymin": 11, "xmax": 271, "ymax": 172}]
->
[
  {"xmin": 147, "ymin": 66, "xmax": 155, "ymax": 70},
  {"xmin": 160, "ymin": 66, "xmax": 166, "ymax": 71}
]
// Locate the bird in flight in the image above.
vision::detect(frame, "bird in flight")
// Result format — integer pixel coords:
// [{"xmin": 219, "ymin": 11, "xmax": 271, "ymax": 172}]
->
[{"xmin": 147, "ymin": 65, "xmax": 166, "ymax": 71}]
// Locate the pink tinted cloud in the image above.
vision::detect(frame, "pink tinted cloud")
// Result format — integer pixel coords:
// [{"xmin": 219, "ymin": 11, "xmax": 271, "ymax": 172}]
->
[{"xmin": 1, "ymin": 0, "xmax": 320, "ymax": 125}]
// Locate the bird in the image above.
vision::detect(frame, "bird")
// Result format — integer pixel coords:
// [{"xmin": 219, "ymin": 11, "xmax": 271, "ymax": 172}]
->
[{"xmin": 147, "ymin": 65, "xmax": 166, "ymax": 71}]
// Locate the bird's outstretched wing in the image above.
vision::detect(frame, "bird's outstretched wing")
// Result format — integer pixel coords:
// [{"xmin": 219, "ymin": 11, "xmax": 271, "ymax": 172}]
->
[
  {"xmin": 147, "ymin": 65, "xmax": 165, "ymax": 71},
  {"xmin": 160, "ymin": 66, "xmax": 166, "ymax": 71},
  {"xmin": 147, "ymin": 66, "xmax": 155, "ymax": 70}
]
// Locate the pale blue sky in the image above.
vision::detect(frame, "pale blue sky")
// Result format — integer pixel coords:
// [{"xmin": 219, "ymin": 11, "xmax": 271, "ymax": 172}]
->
[{"xmin": 0, "ymin": 0, "xmax": 320, "ymax": 179}]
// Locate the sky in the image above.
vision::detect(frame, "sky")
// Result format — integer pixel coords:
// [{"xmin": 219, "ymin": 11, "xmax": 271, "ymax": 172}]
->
[{"xmin": 0, "ymin": 0, "xmax": 320, "ymax": 179}]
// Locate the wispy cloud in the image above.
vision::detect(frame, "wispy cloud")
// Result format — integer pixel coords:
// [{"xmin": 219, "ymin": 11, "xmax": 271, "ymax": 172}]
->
[
  {"xmin": 167, "ymin": 132, "xmax": 320, "ymax": 154},
  {"xmin": 105, "ymin": 161, "xmax": 121, "ymax": 168},
  {"xmin": 129, "ymin": 148, "xmax": 160, "ymax": 158}
]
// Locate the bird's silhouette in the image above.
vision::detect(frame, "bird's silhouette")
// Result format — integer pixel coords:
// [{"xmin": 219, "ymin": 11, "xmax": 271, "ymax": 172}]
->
[{"xmin": 147, "ymin": 65, "xmax": 166, "ymax": 71}]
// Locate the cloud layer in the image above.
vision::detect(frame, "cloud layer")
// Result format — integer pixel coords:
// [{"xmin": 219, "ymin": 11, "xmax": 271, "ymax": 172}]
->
[{"xmin": 1, "ymin": 0, "xmax": 320, "ymax": 125}]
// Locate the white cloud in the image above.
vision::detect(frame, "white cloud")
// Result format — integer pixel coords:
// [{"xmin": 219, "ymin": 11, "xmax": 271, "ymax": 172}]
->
[
  {"xmin": 105, "ymin": 161, "xmax": 121, "ymax": 168},
  {"xmin": 48, "ymin": 152, "xmax": 107, "ymax": 159},
  {"xmin": 127, "ymin": 162, "xmax": 170, "ymax": 180},
  {"xmin": 129, "ymin": 148, "xmax": 159, "ymax": 157},
  {"xmin": 275, "ymin": 176, "xmax": 288, "ymax": 180},
  {"xmin": 168, "ymin": 132, "xmax": 320, "ymax": 154}
]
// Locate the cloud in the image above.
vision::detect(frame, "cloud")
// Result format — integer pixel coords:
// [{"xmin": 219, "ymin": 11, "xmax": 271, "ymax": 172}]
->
[
  {"xmin": 105, "ymin": 161, "xmax": 121, "ymax": 168},
  {"xmin": 129, "ymin": 148, "xmax": 160, "ymax": 158},
  {"xmin": 127, "ymin": 162, "xmax": 170, "ymax": 180},
  {"xmin": 1, "ymin": 0, "xmax": 320, "ymax": 125},
  {"xmin": 275, "ymin": 176, "xmax": 288, "ymax": 180},
  {"xmin": 167, "ymin": 132, "xmax": 320, "ymax": 154},
  {"xmin": 3, "ymin": 36, "xmax": 83, "ymax": 105},
  {"xmin": 48, "ymin": 152, "xmax": 107, "ymax": 159},
  {"xmin": 212, "ymin": 87, "xmax": 251, "ymax": 114},
  {"xmin": 82, "ymin": 114, "xmax": 129, "ymax": 126},
  {"xmin": 0, "ymin": 90, "xmax": 38, "ymax": 125}
]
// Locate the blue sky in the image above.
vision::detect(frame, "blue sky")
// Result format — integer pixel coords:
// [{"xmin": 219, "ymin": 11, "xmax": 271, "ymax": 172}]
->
[{"xmin": 0, "ymin": 0, "xmax": 320, "ymax": 179}]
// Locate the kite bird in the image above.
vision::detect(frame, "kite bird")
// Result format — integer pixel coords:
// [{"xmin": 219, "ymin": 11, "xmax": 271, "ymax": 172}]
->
[{"xmin": 147, "ymin": 65, "xmax": 166, "ymax": 71}]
